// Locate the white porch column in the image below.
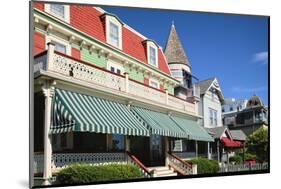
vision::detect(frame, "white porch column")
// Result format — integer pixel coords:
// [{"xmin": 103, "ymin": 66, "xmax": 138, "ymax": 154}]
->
[
  {"xmin": 195, "ymin": 140, "xmax": 198, "ymax": 158},
  {"xmin": 41, "ymin": 80, "xmax": 56, "ymax": 185},
  {"xmin": 46, "ymin": 42, "xmax": 55, "ymax": 71}
]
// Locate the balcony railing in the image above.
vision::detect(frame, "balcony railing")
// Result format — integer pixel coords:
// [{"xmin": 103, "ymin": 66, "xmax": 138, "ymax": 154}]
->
[
  {"xmin": 186, "ymin": 84, "xmax": 200, "ymax": 99},
  {"xmin": 34, "ymin": 45, "xmax": 196, "ymax": 115}
]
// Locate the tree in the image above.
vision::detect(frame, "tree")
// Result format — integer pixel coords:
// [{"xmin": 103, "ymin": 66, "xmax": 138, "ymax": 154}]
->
[{"xmin": 246, "ymin": 127, "xmax": 268, "ymax": 162}]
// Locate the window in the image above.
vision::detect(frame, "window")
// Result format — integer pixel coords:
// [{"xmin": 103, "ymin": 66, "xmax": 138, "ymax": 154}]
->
[
  {"xmin": 149, "ymin": 79, "xmax": 159, "ymax": 89},
  {"xmin": 149, "ymin": 46, "xmax": 157, "ymax": 67},
  {"xmin": 52, "ymin": 41, "xmax": 66, "ymax": 54},
  {"xmin": 171, "ymin": 70, "xmax": 183, "ymax": 78},
  {"xmin": 214, "ymin": 111, "xmax": 218, "ymax": 126},
  {"xmin": 209, "ymin": 108, "xmax": 213, "ymax": 125},
  {"xmin": 45, "ymin": 4, "xmax": 70, "ymax": 23},
  {"xmin": 230, "ymin": 106, "xmax": 233, "ymax": 111},
  {"xmin": 109, "ymin": 22, "xmax": 120, "ymax": 48},
  {"xmin": 110, "ymin": 66, "xmax": 121, "ymax": 75},
  {"xmin": 50, "ymin": 4, "xmax": 65, "ymax": 19},
  {"xmin": 209, "ymin": 108, "xmax": 218, "ymax": 126},
  {"xmin": 107, "ymin": 60, "xmax": 123, "ymax": 75},
  {"xmin": 60, "ymin": 133, "xmax": 67, "ymax": 148},
  {"xmin": 111, "ymin": 134, "xmax": 124, "ymax": 151}
]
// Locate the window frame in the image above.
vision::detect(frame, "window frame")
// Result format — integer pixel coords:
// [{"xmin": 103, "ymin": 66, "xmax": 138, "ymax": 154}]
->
[
  {"xmin": 111, "ymin": 134, "xmax": 125, "ymax": 152},
  {"xmin": 149, "ymin": 78, "xmax": 160, "ymax": 89},
  {"xmin": 107, "ymin": 60, "xmax": 124, "ymax": 75},
  {"xmin": 146, "ymin": 41, "xmax": 158, "ymax": 68},
  {"xmin": 45, "ymin": 35, "xmax": 71, "ymax": 55},
  {"xmin": 44, "ymin": 4, "xmax": 70, "ymax": 23},
  {"xmin": 105, "ymin": 16, "xmax": 123, "ymax": 49}
]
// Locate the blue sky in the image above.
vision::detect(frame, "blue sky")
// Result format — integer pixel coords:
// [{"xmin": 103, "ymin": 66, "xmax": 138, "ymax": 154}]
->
[{"xmin": 102, "ymin": 6, "xmax": 269, "ymax": 106}]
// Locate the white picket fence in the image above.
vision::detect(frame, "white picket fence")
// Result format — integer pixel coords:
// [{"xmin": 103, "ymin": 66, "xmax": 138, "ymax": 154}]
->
[{"xmin": 219, "ymin": 163, "xmax": 268, "ymax": 173}]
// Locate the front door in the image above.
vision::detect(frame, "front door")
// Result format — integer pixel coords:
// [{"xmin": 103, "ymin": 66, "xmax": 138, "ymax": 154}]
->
[{"xmin": 150, "ymin": 135, "xmax": 165, "ymax": 166}]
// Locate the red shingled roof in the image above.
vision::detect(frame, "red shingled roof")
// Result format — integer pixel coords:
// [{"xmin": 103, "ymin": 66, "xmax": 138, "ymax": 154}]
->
[{"xmin": 34, "ymin": 3, "xmax": 171, "ymax": 75}]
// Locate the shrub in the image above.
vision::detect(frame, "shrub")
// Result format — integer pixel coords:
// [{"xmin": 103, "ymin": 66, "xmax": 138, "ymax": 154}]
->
[
  {"xmin": 187, "ymin": 157, "xmax": 219, "ymax": 174},
  {"xmin": 56, "ymin": 163, "xmax": 143, "ymax": 184},
  {"xmin": 229, "ymin": 155, "xmax": 242, "ymax": 164}
]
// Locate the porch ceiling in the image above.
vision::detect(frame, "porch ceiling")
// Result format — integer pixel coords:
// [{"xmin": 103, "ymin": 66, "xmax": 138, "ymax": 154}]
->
[{"xmin": 51, "ymin": 88, "xmax": 150, "ymax": 136}]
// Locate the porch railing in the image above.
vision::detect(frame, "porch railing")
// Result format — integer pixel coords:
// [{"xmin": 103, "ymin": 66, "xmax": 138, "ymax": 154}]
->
[
  {"xmin": 172, "ymin": 152, "xmax": 196, "ymax": 160},
  {"xmin": 34, "ymin": 152, "xmax": 127, "ymax": 174},
  {"xmin": 219, "ymin": 163, "xmax": 268, "ymax": 173},
  {"xmin": 167, "ymin": 153, "xmax": 196, "ymax": 175},
  {"xmin": 34, "ymin": 47, "xmax": 196, "ymax": 115}
]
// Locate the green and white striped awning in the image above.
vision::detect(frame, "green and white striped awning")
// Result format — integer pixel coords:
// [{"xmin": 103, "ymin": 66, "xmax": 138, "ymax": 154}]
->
[
  {"xmin": 131, "ymin": 106, "xmax": 188, "ymax": 138},
  {"xmin": 51, "ymin": 88, "xmax": 150, "ymax": 136},
  {"xmin": 170, "ymin": 116, "xmax": 214, "ymax": 142}
]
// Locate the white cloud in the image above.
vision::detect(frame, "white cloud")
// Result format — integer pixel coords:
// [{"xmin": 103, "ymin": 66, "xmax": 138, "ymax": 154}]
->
[
  {"xmin": 231, "ymin": 86, "xmax": 267, "ymax": 93},
  {"xmin": 252, "ymin": 51, "xmax": 268, "ymax": 65}
]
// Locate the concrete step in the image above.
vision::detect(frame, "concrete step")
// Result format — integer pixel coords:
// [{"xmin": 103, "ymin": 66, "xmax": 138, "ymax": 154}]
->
[
  {"xmin": 148, "ymin": 166, "xmax": 170, "ymax": 172},
  {"xmin": 153, "ymin": 172, "xmax": 178, "ymax": 177},
  {"xmin": 148, "ymin": 166, "xmax": 178, "ymax": 177}
]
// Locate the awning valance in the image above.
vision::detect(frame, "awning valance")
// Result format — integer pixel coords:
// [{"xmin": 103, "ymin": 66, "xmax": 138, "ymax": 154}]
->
[
  {"xmin": 51, "ymin": 88, "xmax": 150, "ymax": 136},
  {"xmin": 131, "ymin": 107, "xmax": 188, "ymax": 138},
  {"xmin": 170, "ymin": 116, "xmax": 214, "ymax": 142},
  {"xmin": 221, "ymin": 137, "xmax": 242, "ymax": 148}
]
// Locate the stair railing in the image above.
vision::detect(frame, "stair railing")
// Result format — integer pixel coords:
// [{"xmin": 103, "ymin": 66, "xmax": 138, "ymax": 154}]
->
[
  {"xmin": 167, "ymin": 152, "xmax": 195, "ymax": 175},
  {"xmin": 126, "ymin": 151, "xmax": 152, "ymax": 178}
]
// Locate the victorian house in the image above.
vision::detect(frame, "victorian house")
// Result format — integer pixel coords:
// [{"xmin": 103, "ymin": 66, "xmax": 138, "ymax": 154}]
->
[
  {"xmin": 196, "ymin": 78, "xmax": 244, "ymax": 163},
  {"xmin": 32, "ymin": 2, "xmax": 214, "ymax": 185},
  {"xmin": 223, "ymin": 95, "xmax": 268, "ymax": 136}
]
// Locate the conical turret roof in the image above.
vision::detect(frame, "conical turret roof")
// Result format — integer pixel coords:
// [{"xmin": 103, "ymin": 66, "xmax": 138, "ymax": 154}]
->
[{"xmin": 164, "ymin": 23, "xmax": 191, "ymax": 67}]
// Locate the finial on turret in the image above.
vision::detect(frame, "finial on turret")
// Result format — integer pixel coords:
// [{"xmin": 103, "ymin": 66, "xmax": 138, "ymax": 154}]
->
[{"xmin": 172, "ymin": 20, "xmax": 175, "ymax": 27}]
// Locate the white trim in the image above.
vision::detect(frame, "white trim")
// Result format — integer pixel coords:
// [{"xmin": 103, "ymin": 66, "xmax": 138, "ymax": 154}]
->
[
  {"xmin": 45, "ymin": 35, "xmax": 71, "ymax": 55},
  {"xmin": 105, "ymin": 16, "xmax": 123, "ymax": 49},
  {"xmin": 45, "ymin": 4, "xmax": 70, "ymax": 23},
  {"xmin": 147, "ymin": 41, "xmax": 158, "ymax": 68},
  {"xmin": 149, "ymin": 78, "xmax": 160, "ymax": 89}
]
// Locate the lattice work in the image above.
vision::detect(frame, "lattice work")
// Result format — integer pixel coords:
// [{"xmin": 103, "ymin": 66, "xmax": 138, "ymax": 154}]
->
[
  {"xmin": 52, "ymin": 53, "xmax": 125, "ymax": 91},
  {"xmin": 52, "ymin": 152, "xmax": 127, "ymax": 170},
  {"xmin": 34, "ymin": 153, "xmax": 44, "ymax": 174}
]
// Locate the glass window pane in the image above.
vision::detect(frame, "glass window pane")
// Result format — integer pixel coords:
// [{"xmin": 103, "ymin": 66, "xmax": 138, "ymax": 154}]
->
[
  {"xmin": 109, "ymin": 22, "xmax": 119, "ymax": 47},
  {"xmin": 149, "ymin": 46, "xmax": 156, "ymax": 66},
  {"xmin": 52, "ymin": 41, "xmax": 66, "ymax": 54},
  {"xmin": 112, "ymin": 134, "xmax": 124, "ymax": 151},
  {"xmin": 50, "ymin": 4, "xmax": 65, "ymax": 19}
]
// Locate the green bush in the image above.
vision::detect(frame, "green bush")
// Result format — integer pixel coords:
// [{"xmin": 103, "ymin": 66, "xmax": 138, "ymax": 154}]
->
[
  {"xmin": 56, "ymin": 163, "xmax": 143, "ymax": 184},
  {"xmin": 187, "ymin": 157, "xmax": 219, "ymax": 174},
  {"xmin": 229, "ymin": 155, "xmax": 242, "ymax": 164}
]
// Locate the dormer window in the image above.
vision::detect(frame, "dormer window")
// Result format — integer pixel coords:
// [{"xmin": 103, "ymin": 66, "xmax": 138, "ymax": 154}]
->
[
  {"xmin": 109, "ymin": 22, "xmax": 120, "ymax": 48},
  {"xmin": 102, "ymin": 13, "xmax": 123, "ymax": 49},
  {"xmin": 149, "ymin": 46, "xmax": 157, "ymax": 67},
  {"xmin": 50, "ymin": 4, "xmax": 65, "ymax": 19},
  {"xmin": 143, "ymin": 40, "xmax": 158, "ymax": 68},
  {"xmin": 45, "ymin": 4, "xmax": 70, "ymax": 23}
]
